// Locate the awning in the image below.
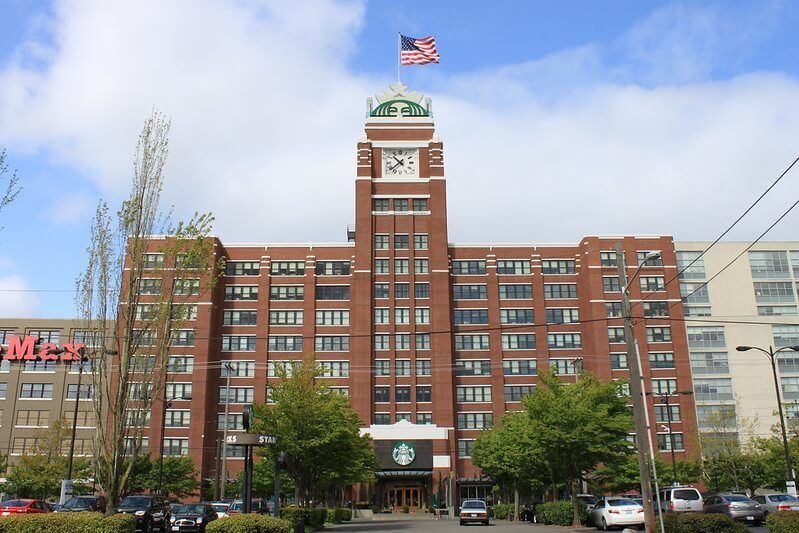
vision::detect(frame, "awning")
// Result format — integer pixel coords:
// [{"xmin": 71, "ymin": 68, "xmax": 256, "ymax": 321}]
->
[{"xmin": 375, "ymin": 470, "xmax": 433, "ymax": 478}]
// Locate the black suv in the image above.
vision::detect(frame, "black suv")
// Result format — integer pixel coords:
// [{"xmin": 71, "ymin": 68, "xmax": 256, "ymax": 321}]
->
[
  {"xmin": 55, "ymin": 495, "xmax": 107, "ymax": 512},
  {"xmin": 117, "ymin": 495, "xmax": 171, "ymax": 532}
]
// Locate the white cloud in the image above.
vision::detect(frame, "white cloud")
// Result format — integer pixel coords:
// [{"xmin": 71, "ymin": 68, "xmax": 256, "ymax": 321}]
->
[
  {"xmin": 0, "ymin": 275, "xmax": 39, "ymax": 316},
  {"xmin": 1, "ymin": 0, "xmax": 798, "ymax": 248}
]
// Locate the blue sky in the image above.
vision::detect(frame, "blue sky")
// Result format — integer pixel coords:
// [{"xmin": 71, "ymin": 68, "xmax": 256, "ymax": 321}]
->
[{"xmin": 1, "ymin": 0, "xmax": 799, "ymax": 318}]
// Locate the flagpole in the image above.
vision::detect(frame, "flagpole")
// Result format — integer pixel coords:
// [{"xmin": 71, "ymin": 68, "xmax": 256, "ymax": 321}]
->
[{"xmin": 397, "ymin": 30, "xmax": 401, "ymax": 83}]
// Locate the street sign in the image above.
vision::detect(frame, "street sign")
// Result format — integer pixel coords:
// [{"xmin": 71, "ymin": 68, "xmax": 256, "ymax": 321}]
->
[{"xmin": 225, "ymin": 434, "xmax": 277, "ymax": 446}]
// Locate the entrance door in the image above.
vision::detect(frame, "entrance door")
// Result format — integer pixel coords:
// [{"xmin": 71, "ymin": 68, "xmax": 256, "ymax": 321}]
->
[{"xmin": 384, "ymin": 486, "xmax": 422, "ymax": 512}]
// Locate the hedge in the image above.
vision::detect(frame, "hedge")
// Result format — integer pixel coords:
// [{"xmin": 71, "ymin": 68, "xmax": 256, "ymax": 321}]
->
[
  {"xmin": 536, "ymin": 501, "xmax": 586, "ymax": 526},
  {"xmin": 0, "ymin": 512, "xmax": 135, "ymax": 532},
  {"xmin": 766, "ymin": 511, "xmax": 799, "ymax": 533},
  {"xmin": 204, "ymin": 514, "xmax": 293, "ymax": 533},
  {"xmin": 491, "ymin": 503, "xmax": 512, "ymax": 520},
  {"xmin": 325, "ymin": 507, "xmax": 352, "ymax": 523},
  {"xmin": 279, "ymin": 506, "xmax": 327, "ymax": 528},
  {"xmin": 662, "ymin": 513, "xmax": 749, "ymax": 533}
]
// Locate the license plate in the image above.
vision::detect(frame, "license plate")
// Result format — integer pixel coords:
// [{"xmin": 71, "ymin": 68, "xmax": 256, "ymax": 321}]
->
[
  {"xmin": 172, "ymin": 527, "xmax": 179, "ymax": 531},
  {"xmin": 746, "ymin": 516, "xmax": 754, "ymax": 520},
  {"xmin": 1, "ymin": 512, "xmax": 8, "ymax": 516},
  {"xmin": 469, "ymin": 513, "xmax": 476, "ymax": 517},
  {"xmin": 793, "ymin": 506, "xmax": 799, "ymax": 511}
]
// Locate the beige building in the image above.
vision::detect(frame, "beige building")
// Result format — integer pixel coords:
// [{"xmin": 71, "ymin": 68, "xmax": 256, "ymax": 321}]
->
[
  {"xmin": 675, "ymin": 243, "xmax": 799, "ymax": 444},
  {"xmin": 0, "ymin": 318, "xmax": 98, "ymax": 465}
]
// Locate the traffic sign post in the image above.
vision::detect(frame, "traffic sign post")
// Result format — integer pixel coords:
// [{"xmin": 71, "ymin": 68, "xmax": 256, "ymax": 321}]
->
[{"xmin": 224, "ymin": 408, "xmax": 277, "ymax": 515}]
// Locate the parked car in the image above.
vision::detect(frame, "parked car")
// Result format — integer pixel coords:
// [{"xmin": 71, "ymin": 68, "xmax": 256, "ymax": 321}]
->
[
  {"xmin": 210, "ymin": 502, "xmax": 230, "ymax": 518},
  {"xmin": 459, "ymin": 499, "xmax": 489, "ymax": 526},
  {"xmin": 116, "ymin": 495, "xmax": 171, "ymax": 532},
  {"xmin": 752, "ymin": 493, "xmax": 799, "ymax": 516},
  {"xmin": 703, "ymin": 493, "xmax": 763, "ymax": 526},
  {"xmin": 55, "ymin": 495, "xmax": 107, "ymax": 513},
  {"xmin": 657, "ymin": 486, "xmax": 703, "ymax": 513},
  {"xmin": 228, "ymin": 499, "xmax": 268, "ymax": 514},
  {"xmin": 169, "ymin": 503, "xmax": 217, "ymax": 532},
  {"xmin": 577, "ymin": 494, "xmax": 599, "ymax": 509},
  {"xmin": 587, "ymin": 497, "xmax": 644, "ymax": 530},
  {"xmin": 0, "ymin": 499, "xmax": 51, "ymax": 515}
]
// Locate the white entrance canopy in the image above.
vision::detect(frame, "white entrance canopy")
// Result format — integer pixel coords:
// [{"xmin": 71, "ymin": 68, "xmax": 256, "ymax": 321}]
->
[{"xmin": 360, "ymin": 419, "xmax": 451, "ymax": 440}]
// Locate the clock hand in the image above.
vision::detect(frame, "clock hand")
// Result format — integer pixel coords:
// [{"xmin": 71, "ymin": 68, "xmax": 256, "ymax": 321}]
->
[{"xmin": 392, "ymin": 156, "xmax": 405, "ymax": 166}]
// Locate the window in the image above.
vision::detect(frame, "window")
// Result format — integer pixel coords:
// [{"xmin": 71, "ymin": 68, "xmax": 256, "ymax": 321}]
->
[
  {"xmin": 219, "ymin": 386, "xmax": 254, "ymax": 404},
  {"xmin": 544, "ymin": 283, "xmax": 578, "ymax": 299},
  {"xmin": 268, "ymin": 336, "xmax": 302, "ymax": 352},
  {"xmin": 222, "ymin": 335, "xmax": 256, "ymax": 351},
  {"xmin": 652, "ymin": 378, "xmax": 677, "ymax": 395},
  {"xmin": 394, "ymin": 234, "xmax": 409, "ymax": 249},
  {"xmin": 452, "ymin": 260, "xmax": 486, "ymax": 275},
  {"xmin": 395, "ymin": 199, "xmax": 409, "ymax": 212},
  {"xmin": 655, "ymin": 405, "xmax": 681, "ymax": 423},
  {"xmin": 644, "ymin": 301, "xmax": 670, "ymax": 317},
  {"xmin": 374, "ymin": 282, "xmax": 389, "ymax": 298},
  {"xmin": 269, "ymin": 310, "xmax": 303, "ymax": 325},
  {"xmin": 174, "ymin": 278, "xmax": 200, "ymax": 295},
  {"xmin": 417, "ymin": 413, "xmax": 433, "ymax": 424},
  {"xmin": 417, "ymin": 385, "xmax": 432, "ymax": 402},
  {"xmin": 414, "ymin": 234, "xmax": 428, "ymax": 250},
  {"xmin": 694, "ymin": 378, "xmax": 733, "ymax": 401},
  {"xmin": 0, "ymin": 382, "xmax": 6, "ymax": 400},
  {"xmin": 500, "ymin": 309, "xmax": 534, "ymax": 324},
  {"xmin": 680, "ymin": 282, "xmax": 709, "ymax": 304},
  {"xmin": 505, "ymin": 385, "xmax": 535, "ymax": 402},
  {"xmin": 165, "ymin": 382, "xmax": 192, "ymax": 399},
  {"xmin": 416, "ymin": 359, "xmax": 431, "ymax": 376},
  {"xmin": 316, "ymin": 310, "xmax": 349, "ymax": 325},
  {"xmin": 640, "ymin": 276, "xmax": 665, "ymax": 292},
  {"xmin": 16, "ymin": 410, "xmax": 49, "ymax": 427},
  {"xmin": 223, "ymin": 310, "xmax": 257, "ymax": 326},
  {"xmin": 457, "ymin": 412, "xmax": 493, "ymax": 429},
  {"xmin": 66, "ymin": 384, "xmax": 93, "ymax": 400},
  {"xmin": 696, "ymin": 405, "xmax": 737, "ymax": 430},
  {"xmin": 374, "ymin": 335, "xmax": 390, "ymax": 350},
  {"xmin": 374, "ymin": 387, "xmax": 390, "ymax": 403},
  {"xmin": 137, "ymin": 279, "xmax": 162, "ymax": 295},
  {"xmin": 606, "ymin": 302, "xmax": 623, "ymax": 318},
  {"xmin": 123, "ymin": 437, "xmax": 149, "ymax": 455},
  {"xmin": 415, "ymin": 282, "xmax": 430, "ymax": 298},
  {"xmin": 610, "ymin": 353, "xmax": 628, "ymax": 369},
  {"xmin": 395, "ymin": 282, "xmax": 410, "ymax": 299},
  {"xmin": 372, "ymin": 199, "xmax": 389, "ymax": 211},
  {"xmin": 0, "ymin": 330, "xmax": 15, "ymax": 344},
  {"xmin": 165, "ymin": 410, "xmax": 190, "ymax": 428},
  {"xmin": 546, "ymin": 308, "xmax": 579, "ymax": 324},
  {"xmin": 502, "ymin": 334, "xmax": 536, "ymax": 349},
  {"xmin": 453, "ymin": 285, "xmax": 487, "ymax": 300},
  {"xmin": 170, "ymin": 329, "xmax": 196, "ymax": 346},
  {"xmin": 684, "ymin": 306, "xmax": 712, "ymax": 317},
  {"xmin": 221, "ymin": 361, "xmax": 255, "ymax": 378},
  {"xmin": 128, "ymin": 355, "xmax": 155, "ymax": 373},
  {"xmin": 394, "ymin": 259, "xmax": 409, "ymax": 274},
  {"xmin": 374, "ymin": 235, "xmax": 389, "ymax": 249},
  {"xmin": 128, "ymin": 382, "xmax": 153, "ymax": 400},
  {"xmin": 637, "ymin": 251, "xmax": 663, "ymax": 267},
  {"xmin": 396, "ymin": 413, "xmax": 411, "ymax": 422},
  {"xmin": 603, "ymin": 277, "xmax": 621, "ymax": 293},
  {"xmin": 393, "ymin": 359, "xmax": 409, "ymax": 376},
  {"xmin": 374, "ymin": 413, "xmax": 390, "ymax": 425},
  {"xmin": 458, "ymin": 439, "xmax": 475, "ymax": 458},
  {"xmin": 395, "ymin": 308, "xmax": 410, "ymax": 324},
  {"xmin": 455, "ymin": 335, "xmax": 489, "ymax": 350},
  {"xmin": 20, "ymin": 383, "xmax": 53, "ymax": 399},
  {"xmin": 330, "ymin": 387, "xmax": 349, "ymax": 397},
  {"xmin": 779, "ymin": 353, "xmax": 799, "ymax": 373},
  {"xmin": 754, "ymin": 282, "xmax": 796, "ymax": 303},
  {"xmin": 270, "ymin": 285, "xmax": 304, "ymax": 300},
  {"xmin": 541, "ymin": 260, "xmax": 575, "ymax": 274},
  {"xmin": 218, "ymin": 413, "xmax": 244, "ymax": 431},
  {"xmin": 774, "ymin": 326, "xmax": 799, "ymax": 348},
  {"xmin": 12, "ymin": 438, "xmax": 39, "ymax": 455},
  {"xmin": 548, "ymin": 333, "xmax": 581, "ymax": 349},
  {"xmin": 497, "ymin": 260, "xmax": 531, "ymax": 275},
  {"xmin": 316, "ymin": 286, "xmax": 350, "ymax": 300},
  {"xmin": 600, "ymin": 251, "xmax": 618, "ymax": 267},
  {"xmin": 163, "ymin": 438, "xmax": 189, "ymax": 457},
  {"xmin": 758, "ymin": 305, "xmax": 798, "ymax": 316},
  {"xmin": 782, "ymin": 377, "xmax": 799, "ymax": 400},
  {"xmin": 396, "ymin": 387, "xmax": 411, "ymax": 403},
  {"xmin": 315, "ymin": 336, "xmax": 349, "ymax": 351},
  {"xmin": 415, "ymin": 308, "xmax": 430, "ymax": 324},
  {"xmin": 225, "ymin": 286, "xmax": 258, "ymax": 301},
  {"xmin": 374, "ymin": 259, "xmax": 390, "ymax": 274},
  {"xmin": 690, "ymin": 352, "xmax": 729, "ymax": 374},
  {"xmin": 414, "ymin": 259, "xmax": 429, "ymax": 274},
  {"xmin": 608, "ymin": 327, "xmax": 626, "ymax": 343},
  {"xmin": 142, "ymin": 253, "xmax": 164, "ymax": 269},
  {"xmin": 267, "ymin": 360, "xmax": 301, "ymax": 377},
  {"xmin": 499, "ymin": 284, "xmax": 533, "ymax": 299},
  {"xmin": 551, "ymin": 359, "xmax": 580, "ymax": 375},
  {"xmin": 676, "ymin": 251, "xmax": 706, "ymax": 280},
  {"xmin": 455, "ymin": 360, "xmax": 491, "ymax": 376},
  {"xmin": 71, "ymin": 329, "xmax": 100, "ymax": 347},
  {"xmin": 132, "ymin": 329, "xmax": 156, "ymax": 346},
  {"xmin": 225, "ymin": 261, "xmax": 259, "ymax": 276},
  {"xmin": 271, "ymin": 261, "xmax": 305, "ymax": 276},
  {"xmin": 453, "ymin": 309, "xmax": 489, "ymax": 324},
  {"xmin": 503, "ymin": 359, "xmax": 536, "ymax": 375},
  {"xmin": 23, "ymin": 360, "xmax": 56, "ymax": 372},
  {"xmin": 395, "ymin": 334, "xmax": 411, "ymax": 350},
  {"xmin": 686, "ymin": 326, "xmax": 725, "ymax": 348},
  {"xmin": 315, "ymin": 261, "xmax": 350, "ymax": 276},
  {"xmin": 749, "ymin": 251, "xmax": 791, "ymax": 279},
  {"xmin": 374, "ymin": 360, "xmax": 390, "ymax": 376},
  {"xmin": 646, "ymin": 327, "xmax": 672, "ymax": 343},
  {"xmin": 412, "ymin": 198, "xmax": 428, "ymax": 211},
  {"xmin": 657, "ymin": 433, "xmax": 684, "ymax": 452},
  {"xmin": 415, "ymin": 333, "xmax": 431, "ymax": 350},
  {"xmin": 456, "ymin": 386, "xmax": 491, "ymax": 403},
  {"xmin": 649, "ymin": 352, "xmax": 675, "ymax": 369}
]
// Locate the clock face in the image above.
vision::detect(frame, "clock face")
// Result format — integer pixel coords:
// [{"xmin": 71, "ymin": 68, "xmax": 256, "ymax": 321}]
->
[{"xmin": 382, "ymin": 148, "xmax": 418, "ymax": 177}]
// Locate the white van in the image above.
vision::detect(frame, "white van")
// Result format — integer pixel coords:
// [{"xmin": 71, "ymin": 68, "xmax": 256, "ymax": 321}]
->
[{"xmin": 658, "ymin": 487, "xmax": 703, "ymax": 513}]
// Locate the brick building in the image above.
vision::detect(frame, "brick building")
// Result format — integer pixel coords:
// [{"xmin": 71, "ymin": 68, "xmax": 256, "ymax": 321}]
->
[{"xmin": 126, "ymin": 83, "xmax": 699, "ymax": 508}]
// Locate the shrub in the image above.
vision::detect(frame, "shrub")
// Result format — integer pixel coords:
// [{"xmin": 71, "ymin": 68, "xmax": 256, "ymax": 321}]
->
[
  {"xmin": 402, "ymin": 504, "xmax": 409, "ymax": 513},
  {"xmin": 0, "ymin": 512, "xmax": 135, "ymax": 532},
  {"xmin": 536, "ymin": 501, "xmax": 586, "ymax": 526},
  {"xmin": 663, "ymin": 512, "xmax": 749, "ymax": 533},
  {"xmin": 326, "ymin": 507, "xmax": 349, "ymax": 523},
  {"xmin": 204, "ymin": 513, "xmax": 292, "ymax": 533},
  {"xmin": 492, "ymin": 503, "xmax": 513, "ymax": 520},
  {"xmin": 766, "ymin": 511, "xmax": 799, "ymax": 533},
  {"xmin": 308, "ymin": 508, "xmax": 327, "ymax": 527},
  {"xmin": 279, "ymin": 506, "xmax": 306, "ymax": 527},
  {"xmin": 340, "ymin": 507, "xmax": 352, "ymax": 521}
]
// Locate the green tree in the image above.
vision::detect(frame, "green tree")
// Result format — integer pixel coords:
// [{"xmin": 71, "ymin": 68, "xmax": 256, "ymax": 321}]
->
[
  {"xmin": 472, "ymin": 411, "xmax": 547, "ymax": 520},
  {"xmin": 252, "ymin": 355, "xmax": 377, "ymax": 507},
  {"xmin": 524, "ymin": 368, "xmax": 632, "ymax": 526},
  {"xmin": 700, "ymin": 404, "xmax": 766, "ymax": 493},
  {"xmin": 150, "ymin": 456, "xmax": 199, "ymax": 500},
  {"xmin": 753, "ymin": 434, "xmax": 799, "ymax": 491},
  {"xmin": 234, "ymin": 457, "xmax": 294, "ymax": 501},
  {"xmin": 592, "ymin": 454, "xmax": 701, "ymax": 494}
]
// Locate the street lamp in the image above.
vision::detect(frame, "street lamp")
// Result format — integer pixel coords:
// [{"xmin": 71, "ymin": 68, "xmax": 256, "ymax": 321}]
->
[
  {"xmin": 647, "ymin": 390, "xmax": 693, "ymax": 484},
  {"xmin": 157, "ymin": 392, "xmax": 192, "ymax": 495},
  {"xmin": 736, "ymin": 344, "xmax": 799, "ymax": 495}
]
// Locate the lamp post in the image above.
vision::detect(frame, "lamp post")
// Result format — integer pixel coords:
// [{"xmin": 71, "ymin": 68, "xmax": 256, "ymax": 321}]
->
[
  {"xmin": 157, "ymin": 392, "xmax": 192, "ymax": 495},
  {"xmin": 647, "ymin": 390, "xmax": 693, "ymax": 484},
  {"xmin": 736, "ymin": 344, "xmax": 799, "ymax": 495}
]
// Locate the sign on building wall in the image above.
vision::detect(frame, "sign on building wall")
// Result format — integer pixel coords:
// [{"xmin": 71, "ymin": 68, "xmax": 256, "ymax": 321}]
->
[
  {"xmin": 375, "ymin": 440, "xmax": 433, "ymax": 470},
  {"xmin": 0, "ymin": 336, "xmax": 85, "ymax": 361}
]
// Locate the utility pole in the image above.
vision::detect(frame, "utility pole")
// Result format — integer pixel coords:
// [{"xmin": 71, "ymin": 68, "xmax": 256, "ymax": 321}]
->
[
  {"xmin": 214, "ymin": 439, "xmax": 222, "ymax": 501},
  {"xmin": 616, "ymin": 242, "xmax": 657, "ymax": 532},
  {"xmin": 220, "ymin": 362, "xmax": 234, "ymax": 499}
]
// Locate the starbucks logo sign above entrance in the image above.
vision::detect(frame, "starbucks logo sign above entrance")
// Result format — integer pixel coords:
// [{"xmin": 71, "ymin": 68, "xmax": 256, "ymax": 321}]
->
[{"xmin": 392, "ymin": 442, "xmax": 416, "ymax": 466}]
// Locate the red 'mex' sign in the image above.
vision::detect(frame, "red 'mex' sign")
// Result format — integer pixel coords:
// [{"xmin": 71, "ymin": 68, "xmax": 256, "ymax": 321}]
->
[{"xmin": 0, "ymin": 336, "xmax": 85, "ymax": 361}]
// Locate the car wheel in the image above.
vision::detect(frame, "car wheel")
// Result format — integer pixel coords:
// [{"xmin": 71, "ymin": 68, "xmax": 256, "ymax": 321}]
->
[
  {"xmin": 601, "ymin": 517, "xmax": 609, "ymax": 531},
  {"xmin": 144, "ymin": 518, "xmax": 154, "ymax": 533},
  {"xmin": 459, "ymin": 520, "xmax": 465, "ymax": 525}
]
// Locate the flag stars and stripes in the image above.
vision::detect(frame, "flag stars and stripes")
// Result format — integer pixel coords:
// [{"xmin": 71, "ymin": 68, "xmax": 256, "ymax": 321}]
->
[{"xmin": 401, "ymin": 34, "xmax": 440, "ymax": 65}]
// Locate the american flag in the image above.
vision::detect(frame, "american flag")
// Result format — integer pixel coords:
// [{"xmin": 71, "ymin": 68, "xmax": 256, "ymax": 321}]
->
[{"xmin": 401, "ymin": 34, "xmax": 440, "ymax": 65}]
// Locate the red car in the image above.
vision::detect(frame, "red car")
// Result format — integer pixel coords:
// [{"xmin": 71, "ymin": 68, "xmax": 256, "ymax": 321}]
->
[{"xmin": 0, "ymin": 499, "xmax": 51, "ymax": 515}]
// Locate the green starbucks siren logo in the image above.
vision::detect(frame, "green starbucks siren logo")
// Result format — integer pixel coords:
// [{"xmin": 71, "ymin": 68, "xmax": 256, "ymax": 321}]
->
[{"xmin": 392, "ymin": 441, "xmax": 416, "ymax": 466}]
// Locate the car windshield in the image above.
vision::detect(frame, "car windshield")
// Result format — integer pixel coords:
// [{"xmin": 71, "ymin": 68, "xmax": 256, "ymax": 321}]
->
[
  {"xmin": 673, "ymin": 490, "xmax": 700, "ymax": 501},
  {"xmin": 579, "ymin": 496, "xmax": 598, "ymax": 504},
  {"xmin": 175, "ymin": 504, "xmax": 206, "ymax": 514},
  {"xmin": 119, "ymin": 497, "xmax": 151, "ymax": 508},
  {"xmin": 211, "ymin": 504, "xmax": 228, "ymax": 512},
  {"xmin": 63, "ymin": 497, "xmax": 93, "ymax": 509},
  {"xmin": 462, "ymin": 501, "xmax": 486, "ymax": 509},
  {"xmin": 725, "ymin": 495, "xmax": 752, "ymax": 502},
  {"xmin": 771, "ymin": 494, "xmax": 799, "ymax": 502},
  {"xmin": 608, "ymin": 499, "xmax": 638, "ymax": 507},
  {"xmin": 0, "ymin": 501, "xmax": 29, "ymax": 508}
]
